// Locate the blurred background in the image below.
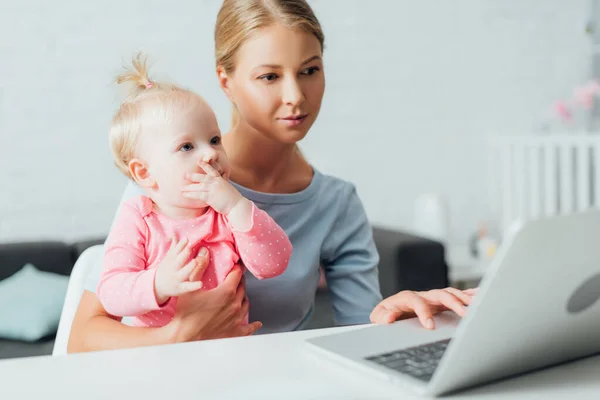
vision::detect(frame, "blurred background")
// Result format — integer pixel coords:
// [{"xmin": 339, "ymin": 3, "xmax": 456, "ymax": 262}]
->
[
  {"xmin": 5, "ymin": 0, "xmax": 600, "ymax": 361},
  {"xmin": 1, "ymin": 0, "xmax": 596, "ymax": 245}
]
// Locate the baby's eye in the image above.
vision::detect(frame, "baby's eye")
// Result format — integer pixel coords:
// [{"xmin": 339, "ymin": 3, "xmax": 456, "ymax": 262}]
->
[
  {"xmin": 210, "ymin": 136, "xmax": 221, "ymax": 145},
  {"xmin": 179, "ymin": 143, "xmax": 194, "ymax": 152}
]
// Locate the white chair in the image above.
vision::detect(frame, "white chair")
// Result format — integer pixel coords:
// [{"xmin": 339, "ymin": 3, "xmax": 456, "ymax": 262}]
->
[{"xmin": 52, "ymin": 244, "xmax": 104, "ymax": 356}]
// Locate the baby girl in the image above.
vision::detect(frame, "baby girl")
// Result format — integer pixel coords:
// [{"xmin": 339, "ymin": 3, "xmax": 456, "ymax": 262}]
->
[{"xmin": 97, "ymin": 54, "xmax": 292, "ymax": 327}]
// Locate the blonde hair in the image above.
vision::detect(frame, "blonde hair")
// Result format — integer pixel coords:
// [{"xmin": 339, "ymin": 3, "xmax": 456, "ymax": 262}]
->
[
  {"xmin": 215, "ymin": 0, "xmax": 325, "ymax": 127},
  {"xmin": 110, "ymin": 53, "xmax": 205, "ymax": 178}
]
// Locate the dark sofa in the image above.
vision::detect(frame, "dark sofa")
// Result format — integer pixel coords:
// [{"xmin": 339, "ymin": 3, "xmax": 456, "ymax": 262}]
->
[{"xmin": 0, "ymin": 227, "xmax": 447, "ymax": 360}]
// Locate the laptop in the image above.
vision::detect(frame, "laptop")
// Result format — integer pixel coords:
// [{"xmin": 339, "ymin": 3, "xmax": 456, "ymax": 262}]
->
[{"xmin": 306, "ymin": 210, "xmax": 600, "ymax": 396}]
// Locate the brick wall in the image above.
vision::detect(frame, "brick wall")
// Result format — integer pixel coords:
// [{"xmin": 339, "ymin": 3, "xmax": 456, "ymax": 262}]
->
[{"xmin": 0, "ymin": 0, "xmax": 590, "ymax": 242}]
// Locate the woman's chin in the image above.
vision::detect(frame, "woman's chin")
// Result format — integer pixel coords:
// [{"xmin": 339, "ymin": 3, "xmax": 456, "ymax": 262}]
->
[{"xmin": 273, "ymin": 128, "xmax": 310, "ymax": 144}]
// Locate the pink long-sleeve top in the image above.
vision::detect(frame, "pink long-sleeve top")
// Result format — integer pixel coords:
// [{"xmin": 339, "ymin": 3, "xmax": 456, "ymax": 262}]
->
[{"xmin": 97, "ymin": 195, "xmax": 292, "ymax": 327}]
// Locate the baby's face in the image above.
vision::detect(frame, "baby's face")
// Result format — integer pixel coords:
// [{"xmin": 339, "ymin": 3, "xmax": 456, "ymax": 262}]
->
[{"xmin": 138, "ymin": 100, "xmax": 229, "ymax": 209}]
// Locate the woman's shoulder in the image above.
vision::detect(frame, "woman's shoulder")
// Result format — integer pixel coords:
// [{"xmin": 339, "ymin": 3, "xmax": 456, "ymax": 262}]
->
[{"xmin": 313, "ymin": 169, "xmax": 358, "ymax": 199}]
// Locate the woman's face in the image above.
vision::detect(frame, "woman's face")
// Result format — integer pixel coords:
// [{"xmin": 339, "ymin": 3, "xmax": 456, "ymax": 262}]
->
[{"xmin": 221, "ymin": 23, "xmax": 325, "ymax": 144}]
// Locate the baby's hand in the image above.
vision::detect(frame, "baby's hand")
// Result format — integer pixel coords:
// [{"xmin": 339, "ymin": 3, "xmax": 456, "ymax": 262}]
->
[
  {"xmin": 154, "ymin": 237, "xmax": 205, "ymax": 305},
  {"xmin": 182, "ymin": 161, "xmax": 244, "ymax": 215}
]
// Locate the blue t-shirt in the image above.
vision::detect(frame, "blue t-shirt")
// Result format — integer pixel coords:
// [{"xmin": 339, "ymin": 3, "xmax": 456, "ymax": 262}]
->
[{"xmin": 85, "ymin": 168, "xmax": 382, "ymax": 333}]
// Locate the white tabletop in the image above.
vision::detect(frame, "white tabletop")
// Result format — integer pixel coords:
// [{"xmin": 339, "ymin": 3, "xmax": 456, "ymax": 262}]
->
[{"xmin": 1, "ymin": 322, "xmax": 599, "ymax": 399}]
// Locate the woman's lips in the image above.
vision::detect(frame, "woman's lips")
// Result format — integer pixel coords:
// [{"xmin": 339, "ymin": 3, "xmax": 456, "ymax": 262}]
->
[{"xmin": 278, "ymin": 114, "xmax": 308, "ymax": 127}]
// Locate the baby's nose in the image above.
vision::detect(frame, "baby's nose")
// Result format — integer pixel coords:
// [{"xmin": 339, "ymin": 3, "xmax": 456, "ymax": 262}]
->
[{"xmin": 200, "ymin": 147, "xmax": 218, "ymax": 163}]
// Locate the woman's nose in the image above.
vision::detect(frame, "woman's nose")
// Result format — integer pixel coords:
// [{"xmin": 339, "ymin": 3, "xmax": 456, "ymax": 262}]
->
[{"xmin": 282, "ymin": 77, "xmax": 305, "ymax": 106}]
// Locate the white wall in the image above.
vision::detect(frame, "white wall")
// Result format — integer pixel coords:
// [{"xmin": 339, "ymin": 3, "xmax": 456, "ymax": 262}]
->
[{"xmin": 0, "ymin": 0, "xmax": 591, "ymax": 243}]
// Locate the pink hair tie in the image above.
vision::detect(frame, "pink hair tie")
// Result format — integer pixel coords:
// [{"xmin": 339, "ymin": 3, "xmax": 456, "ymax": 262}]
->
[{"xmin": 145, "ymin": 81, "xmax": 153, "ymax": 89}]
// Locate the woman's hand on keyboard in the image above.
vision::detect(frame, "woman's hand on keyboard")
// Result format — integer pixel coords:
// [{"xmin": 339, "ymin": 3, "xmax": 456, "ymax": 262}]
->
[{"xmin": 370, "ymin": 287, "xmax": 478, "ymax": 329}]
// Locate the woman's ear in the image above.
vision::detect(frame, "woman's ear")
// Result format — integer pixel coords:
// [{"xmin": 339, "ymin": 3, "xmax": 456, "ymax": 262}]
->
[
  {"xmin": 128, "ymin": 158, "xmax": 156, "ymax": 189},
  {"xmin": 217, "ymin": 66, "xmax": 234, "ymax": 102}
]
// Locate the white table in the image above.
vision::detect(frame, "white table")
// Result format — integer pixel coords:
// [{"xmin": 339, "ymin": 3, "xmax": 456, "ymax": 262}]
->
[{"xmin": 1, "ymin": 321, "xmax": 599, "ymax": 399}]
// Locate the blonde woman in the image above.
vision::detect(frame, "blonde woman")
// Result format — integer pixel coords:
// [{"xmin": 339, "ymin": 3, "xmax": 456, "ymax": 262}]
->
[{"xmin": 68, "ymin": 0, "xmax": 474, "ymax": 353}]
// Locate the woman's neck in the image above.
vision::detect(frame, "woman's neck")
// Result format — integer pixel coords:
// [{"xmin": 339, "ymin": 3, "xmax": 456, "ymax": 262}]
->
[{"xmin": 223, "ymin": 126, "xmax": 313, "ymax": 194}]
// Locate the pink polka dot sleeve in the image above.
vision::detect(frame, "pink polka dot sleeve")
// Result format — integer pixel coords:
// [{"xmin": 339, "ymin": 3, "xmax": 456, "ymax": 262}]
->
[
  {"xmin": 97, "ymin": 202, "xmax": 165, "ymax": 317},
  {"xmin": 231, "ymin": 203, "xmax": 292, "ymax": 279}
]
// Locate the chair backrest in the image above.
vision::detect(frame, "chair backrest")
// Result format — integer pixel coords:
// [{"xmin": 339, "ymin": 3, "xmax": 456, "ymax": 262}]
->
[
  {"xmin": 52, "ymin": 244, "xmax": 104, "ymax": 356},
  {"xmin": 487, "ymin": 134, "xmax": 600, "ymax": 236}
]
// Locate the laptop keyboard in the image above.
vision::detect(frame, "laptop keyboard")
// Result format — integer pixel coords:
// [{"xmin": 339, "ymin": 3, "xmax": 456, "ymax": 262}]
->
[{"xmin": 364, "ymin": 338, "xmax": 451, "ymax": 382}]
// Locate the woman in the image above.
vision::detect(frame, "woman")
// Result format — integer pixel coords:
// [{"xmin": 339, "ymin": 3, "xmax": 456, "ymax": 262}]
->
[{"xmin": 68, "ymin": 0, "xmax": 473, "ymax": 353}]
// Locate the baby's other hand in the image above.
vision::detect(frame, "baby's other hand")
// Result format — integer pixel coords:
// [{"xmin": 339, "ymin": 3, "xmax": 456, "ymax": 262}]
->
[{"xmin": 154, "ymin": 237, "xmax": 206, "ymax": 305}]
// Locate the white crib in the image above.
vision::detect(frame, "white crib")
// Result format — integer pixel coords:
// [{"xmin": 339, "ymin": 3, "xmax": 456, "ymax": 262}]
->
[{"xmin": 487, "ymin": 134, "xmax": 600, "ymax": 235}]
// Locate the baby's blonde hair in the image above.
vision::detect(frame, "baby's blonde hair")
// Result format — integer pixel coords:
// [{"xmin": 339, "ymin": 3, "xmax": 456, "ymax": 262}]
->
[
  {"xmin": 110, "ymin": 53, "xmax": 205, "ymax": 178},
  {"xmin": 215, "ymin": 0, "xmax": 325, "ymax": 127}
]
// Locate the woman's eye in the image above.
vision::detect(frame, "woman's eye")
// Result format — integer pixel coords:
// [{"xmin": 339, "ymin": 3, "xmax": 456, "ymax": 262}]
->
[
  {"xmin": 302, "ymin": 66, "xmax": 320, "ymax": 76},
  {"xmin": 259, "ymin": 73, "xmax": 278, "ymax": 82},
  {"xmin": 210, "ymin": 136, "xmax": 221, "ymax": 145},
  {"xmin": 179, "ymin": 143, "xmax": 194, "ymax": 152}
]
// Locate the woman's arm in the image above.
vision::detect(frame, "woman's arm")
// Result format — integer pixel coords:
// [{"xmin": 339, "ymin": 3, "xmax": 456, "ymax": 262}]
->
[
  {"xmin": 68, "ymin": 263, "xmax": 261, "ymax": 353},
  {"xmin": 321, "ymin": 186, "xmax": 383, "ymax": 326},
  {"xmin": 320, "ymin": 185, "xmax": 477, "ymax": 330},
  {"xmin": 68, "ymin": 290, "xmax": 167, "ymax": 353}
]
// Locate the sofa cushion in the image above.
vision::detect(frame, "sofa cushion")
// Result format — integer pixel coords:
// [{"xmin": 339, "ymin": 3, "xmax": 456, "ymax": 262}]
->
[
  {"xmin": 0, "ymin": 241, "xmax": 73, "ymax": 281},
  {"xmin": 0, "ymin": 263, "xmax": 69, "ymax": 342}
]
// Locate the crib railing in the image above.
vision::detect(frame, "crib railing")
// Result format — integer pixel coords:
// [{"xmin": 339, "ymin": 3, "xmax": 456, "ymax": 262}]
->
[{"xmin": 487, "ymin": 134, "xmax": 600, "ymax": 235}]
